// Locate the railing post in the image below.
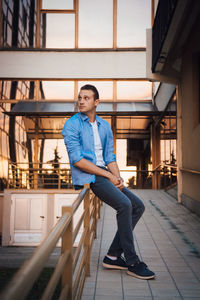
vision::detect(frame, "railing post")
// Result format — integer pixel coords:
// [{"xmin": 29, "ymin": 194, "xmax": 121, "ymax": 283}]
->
[
  {"xmin": 61, "ymin": 206, "xmax": 73, "ymax": 300},
  {"xmin": 97, "ymin": 197, "xmax": 101, "ymax": 219},
  {"xmin": 58, "ymin": 164, "xmax": 61, "ymax": 189},
  {"xmin": 93, "ymin": 195, "xmax": 97, "ymax": 239},
  {"xmin": 84, "ymin": 184, "xmax": 90, "ymax": 276}
]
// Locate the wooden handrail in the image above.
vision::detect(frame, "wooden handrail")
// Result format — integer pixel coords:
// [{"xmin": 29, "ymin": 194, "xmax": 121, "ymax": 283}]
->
[
  {"xmin": 41, "ymin": 251, "xmax": 70, "ymax": 300},
  {"xmin": 72, "ymin": 188, "xmax": 89, "ymax": 213},
  {"xmin": 0, "ymin": 187, "xmax": 102, "ymax": 300},
  {"xmin": 0, "ymin": 212, "xmax": 71, "ymax": 300},
  {"xmin": 180, "ymin": 167, "xmax": 200, "ymax": 175},
  {"xmin": 152, "ymin": 163, "xmax": 177, "ymax": 172}
]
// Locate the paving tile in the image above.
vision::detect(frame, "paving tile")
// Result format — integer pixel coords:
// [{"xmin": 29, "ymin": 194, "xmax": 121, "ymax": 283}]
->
[
  {"xmin": 151, "ymin": 288, "xmax": 181, "ymax": 297},
  {"xmin": 167, "ymin": 266, "xmax": 192, "ymax": 273},
  {"xmin": 82, "ymin": 287, "xmax": 95, "ymax": 296},
  {"xmin": 95, "ymin": 296, "xmax": 123, "ymax": 300},
  {"xmin": 81, "ymin": 296, "xmax": 94, "ymax": 300},
  {"xmin": 176, "ymin": 282, "xmax": 200, "ymax": 290},
  {"xmin": 123, "ymin": 287, "xmax": 152, "ymax": 297},
  {"xmin": 95, "ymin": 287, "xmax": 123, "ymax": 296},
  {"xmin": 124, "ymin": 297, "xmax": 152, "ymax": 300},
  {"xmin": 150, "ymin": 283, "xmax": 177, "ymax": 290},
  {"xmin": 180, "ymin": 289, "xmax": 200, "ymax": 297},
  {"xmin": 96, "ymin": 280, "xmax": 122, "ymax": 289},
  {"xmin": 153, "ymin": 297, "xmax": 182, "ymax": 300},
  {"xmin": 122, "ymin": 277, "xmax": 149, "ymax": 289}
]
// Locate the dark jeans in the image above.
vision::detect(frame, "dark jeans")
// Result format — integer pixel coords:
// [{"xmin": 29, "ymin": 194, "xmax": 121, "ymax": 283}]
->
[{"xmin": 90, "ymin": 174, "xmax": 145, "ymax": 266}]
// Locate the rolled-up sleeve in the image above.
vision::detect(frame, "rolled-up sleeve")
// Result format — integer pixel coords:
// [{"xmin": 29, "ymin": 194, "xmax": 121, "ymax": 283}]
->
[
  {"xmin": 62, "ymin": 120, "xmax": 84, "ymax": 165},
  {"xmin": 104, "ymin": 124, "xmax": 116, "ymax": 165}
]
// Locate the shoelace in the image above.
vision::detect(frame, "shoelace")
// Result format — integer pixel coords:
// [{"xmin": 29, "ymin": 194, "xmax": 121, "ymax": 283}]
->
[{"xmin": 120, "ymin": 256, "xmax": 126, "ymax": 262}]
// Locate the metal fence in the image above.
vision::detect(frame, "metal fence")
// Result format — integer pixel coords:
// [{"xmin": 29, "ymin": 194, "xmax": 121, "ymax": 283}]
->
[
  {"xmin": 8, "ymin": 162, "xmax": 73, "ymax": 189},
  {"xmin": 7, "ymin": 162, "xmax": 177, "ymax": 190}
]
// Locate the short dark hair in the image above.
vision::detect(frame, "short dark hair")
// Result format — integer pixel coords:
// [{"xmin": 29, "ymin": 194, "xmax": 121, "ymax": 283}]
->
[{"xmin": 80, "ymin": 84, "xmax": 99, "ymax": 100}]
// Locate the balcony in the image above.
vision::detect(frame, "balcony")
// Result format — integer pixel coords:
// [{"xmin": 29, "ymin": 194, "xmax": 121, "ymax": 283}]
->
[
  {"xmin": 152, "ymin": 0, "xmax": 178, "ymax": 72},
  {"xmin": 150, "ymin": 0, "xmax": 200, "ymax": 77}
]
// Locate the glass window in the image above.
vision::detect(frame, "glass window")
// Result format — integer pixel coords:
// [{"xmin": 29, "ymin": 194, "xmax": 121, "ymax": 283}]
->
[
  {"xmin": 1, "ymin": 158, "xmax": 8, "ymax": 178},
  {"xmin": 0, "ymin": 131, "xmax": 2, "ymax": 156},
  {"xmin": 79, "ymin": 0, "xmax": 113, "ymax": 48},
  {"xmin": 4, "ymin": 114, "xmax": 9, "ymax": 132},
  {"xmin": 5, "ymin": 81, "xmax": 11, "ymax": 99},
  {"xmin": 46, "ymin": 14, "xmax": 75, "ymax": 48},
  {"xmin": 42, "ymin": 81, "xmax": 74, "ymax": 100},
  {"xmin": 78, "ymin": 81, "xmax": 113, "ymax": 100},
  {"xmin": 42, "ymin": 0, "xmax": 74, "ymax": 10},
  {"xmin": 153, "ymin": 82, "xmax": 160, "ymax": 96},
  {"xmin": 43, "ymin": 139, "xmax": 69, "ymax": 163},
  {"xmin": 117, "ymin": 0, "xmax": 151, "ymax": 47},
  {"xmin": 0, "ymin": 107, "xmax": 4, "ymax": 128},
  {"xmin": 117, "ymin": 81, "xmax": 152, "ymax": 100},
  {"xmin": 160, "ymin": 139, "xmax": 176, "ymax": 164},
  {"xmin": 2, "ymin": 132, "xmax": 8, "ymax": 156}
]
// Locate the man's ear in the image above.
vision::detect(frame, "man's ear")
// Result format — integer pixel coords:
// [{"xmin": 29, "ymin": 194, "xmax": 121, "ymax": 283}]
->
[{"xmin": 95, "ymin": 99, "xmax": 100, "ymax": 107}]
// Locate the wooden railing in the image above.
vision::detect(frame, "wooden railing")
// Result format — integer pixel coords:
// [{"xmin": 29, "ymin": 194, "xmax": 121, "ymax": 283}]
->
[
  {"xmin": 7, "ymin": 161, "xmax": 178, "ymax": 190},
  {"xmin": 0, "ymin": 185, "xmax": 102, "ymax": 300},
  {"xmin": 180, "ymin": 167, "xmax": 200, "ymax": 176},
  {"xmin": 8, "ymin": 162, "xmax": 73, "ymax": 189},
  {"xmin": 151, "ymin": 163, "xmax": 177, "ymax": 189}
]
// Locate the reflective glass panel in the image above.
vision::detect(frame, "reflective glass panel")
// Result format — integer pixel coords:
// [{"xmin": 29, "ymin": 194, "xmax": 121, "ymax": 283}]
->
[
  {"xmin": 160, "ymin": 139, "xmax": 176, "ymax": 163},
  {"xmin": 117, "ymin": 0, "xmax": 151, "ymax": 47},
  {"xmin": 78, "ymin": 81, "xmax": 113, "ymax": 100},
  {"xmin": 117, "ymin": 81, "xmax": 152, "ymax": 100},
  {"xmin": 43, "ymin": 139, "xmax": 69, "ymax": 163},
  {"xmin": 46, "ymin": 14, "xmax": 75, "ymax": 48},
  {"xmin": 42, "ymin": 81, "xmax": 74, "ymax": 99},
  {"xmin": 42, "ymin": 0, "xmax": 73, "ymax": 9},
  {"xmin": 79, "ymin": 0, "xmax": 113, "ymax": 48}
]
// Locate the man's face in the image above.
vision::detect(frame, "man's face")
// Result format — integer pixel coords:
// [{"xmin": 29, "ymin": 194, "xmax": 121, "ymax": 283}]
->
[{"xmin": 78, "ymin": 89, "xmax": 99, "ymax": 114}]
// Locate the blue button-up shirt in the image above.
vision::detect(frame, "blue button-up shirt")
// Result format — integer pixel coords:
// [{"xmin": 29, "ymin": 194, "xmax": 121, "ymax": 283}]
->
[{"xmin": 62, "ymin": 112, "xmax": 116, "ymax": 186}]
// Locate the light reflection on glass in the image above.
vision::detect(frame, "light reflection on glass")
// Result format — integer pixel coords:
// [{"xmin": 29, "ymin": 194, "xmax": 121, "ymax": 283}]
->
[
  {"xmin": 42, "ymin": 0, "xmax": 73, "ymax": 10},
  {"xmin": 117, "ymin": 0, "xmax": 151, "ymax": 47},
  {"xmin": 160, "ymin": 140, "xmax": 176, "ymax": 164},
  {"xmin": 78, "ymin": 81, "xmax": 113, "ymax": 100},
  {"xmin": 117, "ymin": 81, "xmax": 152, "ymax": 100},
  {"xmin": 42, "ymin": 81, "xmax": 74, "ymax": 99},
  {"xmin": 46, "ymin": 14, "xmax": 75, "ymax": 48},
  {"xmin": 79, "ymin": 0, "xmax": 113, "ymax": 48}
]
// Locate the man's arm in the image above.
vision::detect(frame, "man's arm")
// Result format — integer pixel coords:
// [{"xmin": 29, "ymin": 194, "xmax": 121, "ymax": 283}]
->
[
  {"xmin": 74, "ymin": 159, "xmax": 120, "ymax": 186},
  {"xmin": 107, "ymin": 161, "xmax": 120, "ymax": 177}
]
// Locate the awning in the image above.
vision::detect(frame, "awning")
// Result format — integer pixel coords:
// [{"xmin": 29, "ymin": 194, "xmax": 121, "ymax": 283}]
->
[{"xmin": 5, "ymin": 101, "xmax": 176, "ymax": 139}]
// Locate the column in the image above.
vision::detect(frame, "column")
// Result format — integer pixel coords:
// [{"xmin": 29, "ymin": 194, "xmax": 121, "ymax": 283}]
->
[
  {"xmin": 111, "ymin": 116, "xmax": 117, "ymax": 155},
  {"xmin": 151, "ymin": 122, "xmax": 161, "ymax": 189}
]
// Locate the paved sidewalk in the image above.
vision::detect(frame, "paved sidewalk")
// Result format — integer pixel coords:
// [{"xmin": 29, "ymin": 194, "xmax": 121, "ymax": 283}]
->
[{"xmin": 82, "ymin": 190, "xmax": 200, "ymax": 300}]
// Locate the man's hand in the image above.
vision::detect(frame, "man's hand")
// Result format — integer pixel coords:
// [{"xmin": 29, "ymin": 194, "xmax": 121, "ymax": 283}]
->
[
  {"xmin": 107, "ymin": 162, "xmax": 124, "ymax": 190},
  {"xmin": 115, "ymin": 177, "xmax": 124, "ymax": 191},
  {"xmin": 74, "ymin": 159, "xmax": 124, "ymax": 190},
  {"xmin": 108, "ymin": 173, "xmax": 124, "ymax": 191}
]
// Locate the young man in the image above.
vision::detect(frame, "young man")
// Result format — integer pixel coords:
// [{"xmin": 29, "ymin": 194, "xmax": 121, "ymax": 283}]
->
[{"xmin": 62, "ymin": 84, "xmax": 155, "ymax": 280}]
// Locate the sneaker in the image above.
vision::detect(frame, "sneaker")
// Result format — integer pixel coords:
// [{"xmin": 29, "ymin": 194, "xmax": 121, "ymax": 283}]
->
[
  {"xmin": 127, "ymin": 262, "xmax": 155, "ymax": 280},
  {"xmin": 103, "ymin": 256, "xmax": 128, "ymax": 270}
]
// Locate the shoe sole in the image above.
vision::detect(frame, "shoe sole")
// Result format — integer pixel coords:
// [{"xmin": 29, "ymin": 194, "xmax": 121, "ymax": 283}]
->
[
  {"xmin": 103, "ymin": 262, "xmax": 128, "ymax": 270},
  {"xmin": 127, "ymin": 270, "xmax": 155, "ymax": 280}
]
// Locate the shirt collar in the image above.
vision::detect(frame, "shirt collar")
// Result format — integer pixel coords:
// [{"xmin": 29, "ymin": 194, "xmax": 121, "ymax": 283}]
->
[{"xmin": 79, "ymin": 112, "xmax": 102, "ymax": 125}]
